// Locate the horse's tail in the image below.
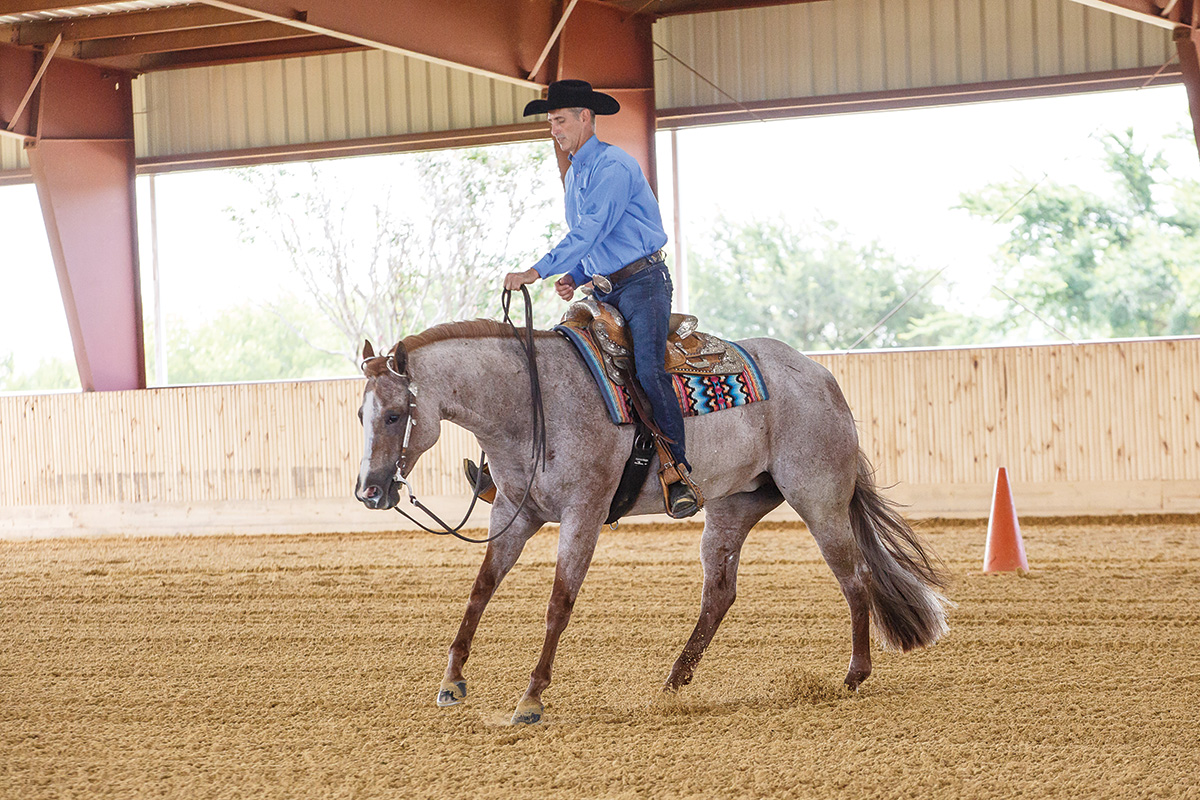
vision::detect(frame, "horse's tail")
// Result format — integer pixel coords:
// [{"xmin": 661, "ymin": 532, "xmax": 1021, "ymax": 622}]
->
[{"xmin": 848, "ymin": 450, "xmax": 951, "ymax": 652}]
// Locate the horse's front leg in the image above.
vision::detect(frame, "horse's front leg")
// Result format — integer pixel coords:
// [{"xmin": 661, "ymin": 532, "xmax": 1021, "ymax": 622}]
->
[
  {"xmin": 512, "ymin": 508, "xmax": 604, "ymax": 725},
  {"xmin": 439, "ymin": 503, "xmax": 540, "ymax": 708}
]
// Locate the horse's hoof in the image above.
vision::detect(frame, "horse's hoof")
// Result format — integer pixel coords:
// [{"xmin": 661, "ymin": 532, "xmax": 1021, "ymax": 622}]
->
[
  {"xmin": 437, "ymin": 678, "xmax": 467, "ymax": 707},
  {"xmin": 844, "ymin": 662, "xmax": 871, "ymax": 692},
  {"xmin": 510, "ymin": 698, "xmax": 544, "ymax": 725}
]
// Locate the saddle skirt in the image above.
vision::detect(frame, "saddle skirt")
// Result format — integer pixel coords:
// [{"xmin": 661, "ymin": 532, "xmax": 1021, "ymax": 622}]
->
[
  {"xmin": 555, "ymin": 297, "xmax": 769, "ymax": 426},
  {"xmin": 559, "ymin": 296, "xmax": 749, "ymax": 386}
]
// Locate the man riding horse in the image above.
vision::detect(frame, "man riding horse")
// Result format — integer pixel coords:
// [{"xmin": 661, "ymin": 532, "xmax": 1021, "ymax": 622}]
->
[{"xmin": 503, "ymin": 79, "xmax": 702, "ymax": 518}]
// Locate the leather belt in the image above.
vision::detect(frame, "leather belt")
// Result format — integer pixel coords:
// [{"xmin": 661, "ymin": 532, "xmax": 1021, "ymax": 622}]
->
[{"xmin": 593, "ymin": 250, "xmax": 665, "ymax": 293}]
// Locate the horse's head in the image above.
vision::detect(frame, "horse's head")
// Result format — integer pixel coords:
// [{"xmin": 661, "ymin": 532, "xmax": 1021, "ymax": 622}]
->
[{"xmin": 355, "ymin": 339, "xmax": 419, "ymax": 510}]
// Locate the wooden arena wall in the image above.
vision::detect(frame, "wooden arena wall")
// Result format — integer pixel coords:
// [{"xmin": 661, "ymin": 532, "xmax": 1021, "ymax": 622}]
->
[{"xmin": 2, "ymin": 338, "xmax": 1197, "ymax": 537}]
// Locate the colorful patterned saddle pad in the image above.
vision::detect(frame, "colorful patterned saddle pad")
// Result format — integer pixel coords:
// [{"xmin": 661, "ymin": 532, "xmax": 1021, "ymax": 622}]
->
[{"xmin": 555, "ymin": 323, "xmax": 769, "ymax": 425}]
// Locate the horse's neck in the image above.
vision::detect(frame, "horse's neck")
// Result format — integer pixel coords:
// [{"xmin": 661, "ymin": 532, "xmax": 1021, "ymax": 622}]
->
[{"xmin": 410, "ymin": 337, "xmax": 532, "ymax": 451}]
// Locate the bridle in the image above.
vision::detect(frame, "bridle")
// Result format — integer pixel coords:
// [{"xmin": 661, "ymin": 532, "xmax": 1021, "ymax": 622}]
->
[{"xmin": 360, "ymin": 286, "xmax": 547, "ymax": 544}]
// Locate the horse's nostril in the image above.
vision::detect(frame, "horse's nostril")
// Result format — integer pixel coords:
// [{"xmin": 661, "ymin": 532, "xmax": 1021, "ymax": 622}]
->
[{"xmin": 364, "ymin": 485, "xmax": 381, "ymax": 499}]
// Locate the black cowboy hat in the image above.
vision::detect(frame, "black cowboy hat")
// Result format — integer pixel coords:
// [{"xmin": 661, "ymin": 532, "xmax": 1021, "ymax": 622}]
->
[{"xmin": 523, "ymin": 79, "xmax": 620, "ymax": 116}]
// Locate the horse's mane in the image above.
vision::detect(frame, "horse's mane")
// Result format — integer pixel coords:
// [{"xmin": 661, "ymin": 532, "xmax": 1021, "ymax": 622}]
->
[{"xmin": 402, "ymin": 319, "xmax": 557, "ymax": 352}]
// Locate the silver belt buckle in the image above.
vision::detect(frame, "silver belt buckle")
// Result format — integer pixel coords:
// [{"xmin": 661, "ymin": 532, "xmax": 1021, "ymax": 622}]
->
[{"xmin": 592, "ymin": 274, "xmax": 613, "ymax": 294}]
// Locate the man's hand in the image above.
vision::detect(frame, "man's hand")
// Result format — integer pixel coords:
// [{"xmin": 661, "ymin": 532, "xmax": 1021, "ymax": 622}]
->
[
  {"xmin": 504, "ymin": 268, "xmax": 540, "ymax": 291},
  {"xmin": 554, "ymin": 274, "xmax": 577, "ymax": 301}
]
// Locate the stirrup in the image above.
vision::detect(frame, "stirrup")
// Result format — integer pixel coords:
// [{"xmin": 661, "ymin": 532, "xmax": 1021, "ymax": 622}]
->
[
  {"xmin": 462, "ymin": 459, "xmax": 497, "ymax": 504},
  {"xmin": 659, "ymin": 463, "xmax": 703, "ymax": 519},
  {"xmin": 666, "ymin": 479, "xmax": 701, "ymax": 519}
]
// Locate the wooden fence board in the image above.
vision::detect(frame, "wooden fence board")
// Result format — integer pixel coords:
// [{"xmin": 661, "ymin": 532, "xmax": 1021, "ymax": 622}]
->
[{"xmin": 3, "ymin": 339, "xmax": 1199, "ymax": 532}]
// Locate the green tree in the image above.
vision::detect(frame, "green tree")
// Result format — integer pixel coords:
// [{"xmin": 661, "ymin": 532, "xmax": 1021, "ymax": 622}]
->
[
  {"xmin": 959, "ymin": 129, "xmax": 1200, "ymax": 339},
  {"xmin": 149, "ymin": 296, "xmax": 348, "ymax": 385},
  {"xmin": 0, "ymin": 352, "xmax": 81, "ymax": 392},
  {"xmin": 232, "ymin": 142, "xmax": 564, "ymax": 363},
  {"xmin": 688, "ymin": 217, "xmax": 942, "ymax": 350}
]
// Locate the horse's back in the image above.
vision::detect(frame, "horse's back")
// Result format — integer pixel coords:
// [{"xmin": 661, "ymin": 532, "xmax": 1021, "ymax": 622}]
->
[{"xmin": 734, "ymin": 337, "xmax": 853, "ymax": 416}]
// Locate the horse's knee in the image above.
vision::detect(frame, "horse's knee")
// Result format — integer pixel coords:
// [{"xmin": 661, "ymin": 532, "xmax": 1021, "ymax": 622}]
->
[
  {"xmin": 714, "ymin": 587, "xmax": 736, "ymax": 616},
  {"xmin": 546, "ymin": 580, "xmax": 578, "ymax": 628}
]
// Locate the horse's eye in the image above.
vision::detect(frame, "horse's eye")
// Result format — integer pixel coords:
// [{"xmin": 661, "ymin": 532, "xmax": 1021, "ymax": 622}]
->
[
  {"xmin": 386, "ymin": 413, "xmax": 401, "ymax": 425},
  {"xmin": 357, "ymin": 407, "xmax": 363, "ymax": 423}
]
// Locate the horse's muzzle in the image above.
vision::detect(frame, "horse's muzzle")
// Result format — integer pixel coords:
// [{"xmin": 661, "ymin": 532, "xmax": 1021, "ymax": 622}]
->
[{"xmin": 355, "ymin": 478, "xmax": 400, "ymax": 510}]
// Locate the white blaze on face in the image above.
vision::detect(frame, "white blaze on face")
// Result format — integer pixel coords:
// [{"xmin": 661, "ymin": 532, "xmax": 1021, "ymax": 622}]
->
[{"xmin": 358, "ymin": 389, "xmax": 382, "ymax": 485}]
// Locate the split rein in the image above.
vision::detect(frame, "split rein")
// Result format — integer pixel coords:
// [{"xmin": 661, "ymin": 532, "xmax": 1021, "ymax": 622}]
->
[{"xmin": 383, "ymin": 286, "xmax": 547, "ymax": 544}]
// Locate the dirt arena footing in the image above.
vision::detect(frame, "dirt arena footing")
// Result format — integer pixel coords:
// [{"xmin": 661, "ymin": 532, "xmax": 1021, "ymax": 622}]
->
[{"xmin": 2, "ymin": 518, "xmax": 1198, "ymax": 799}]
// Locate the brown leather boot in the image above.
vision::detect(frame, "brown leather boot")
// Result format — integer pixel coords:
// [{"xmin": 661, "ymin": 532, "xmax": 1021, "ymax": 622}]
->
[
  {"xmin": 462, "ymin": 459, "xmax": 497, "ymax": 504},
  {"xmin": 666, "ymin": 479, "xmax": 701, "ymax": 518},
  {"xmin": 659, "ymin": 460, "xmax": 703, "ymax": 519}
]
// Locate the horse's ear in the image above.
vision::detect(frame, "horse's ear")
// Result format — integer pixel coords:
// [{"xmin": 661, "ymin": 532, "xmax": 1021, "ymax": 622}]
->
[
  {"xmin": 362, "ymin": 340, "xmax": 375, "ymax": 360},
  {"xmin": 389, "ymin": 341, "xmax": 408, "ymax": 374}
]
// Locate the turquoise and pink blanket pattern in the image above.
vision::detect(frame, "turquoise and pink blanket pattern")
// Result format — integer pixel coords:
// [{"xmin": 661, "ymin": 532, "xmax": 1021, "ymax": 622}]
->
[{"xmin": 555, "ymin": 325, "xmax": 769, "ymax": 425}]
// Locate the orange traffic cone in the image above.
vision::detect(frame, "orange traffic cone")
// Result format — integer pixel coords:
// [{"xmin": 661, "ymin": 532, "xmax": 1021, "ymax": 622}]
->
[{"xmin": 983, "ymin": 466, "xmax": 1028, "ymax": 573}]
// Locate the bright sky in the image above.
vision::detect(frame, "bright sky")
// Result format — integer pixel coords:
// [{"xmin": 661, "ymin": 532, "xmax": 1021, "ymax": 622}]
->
[{"xmin": 1, "ymin": 83, "xmax": 1196, "ymax": 373}]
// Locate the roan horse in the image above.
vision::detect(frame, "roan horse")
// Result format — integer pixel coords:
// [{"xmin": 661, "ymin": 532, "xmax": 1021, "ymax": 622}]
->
[{"xmin": 355, "ymin": 319, "xmax": 949, "ymax": 725}]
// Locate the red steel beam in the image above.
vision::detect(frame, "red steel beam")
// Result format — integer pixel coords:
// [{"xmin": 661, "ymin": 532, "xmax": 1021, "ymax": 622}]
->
[
  {"xmin": 1176, "ymin": 1, "xmax": 1200, "ymax": 159},
  {"xmin": 656, "ymin": 66, "xmax": 1185, "ymax": 128},
  {"xmin": 66, "ymin": 20, "xmax": 312, "ymax": 60},
  {"xmin": 88, "ymin": 34, "xmax": 362, "ymax": 73},
  {"xmin": 18, "ymin": 50, "xmax": 145, "ymax": 391},
  {"xmin": 2, "ymin": 6, "xmax": 255, "ymax": 46},
  {"xmin": 198, "ymin": 0, "xmax": 562, "ymax": 86},
  {"xmin": 0, "ymin": 42, "xmax": 37, "ymax": 136}
]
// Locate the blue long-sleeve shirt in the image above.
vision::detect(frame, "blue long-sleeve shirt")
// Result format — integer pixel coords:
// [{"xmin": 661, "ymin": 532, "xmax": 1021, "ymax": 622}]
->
[{"xmin": 532, "ymin": 135, "xmax": 668, "ymax": 286}]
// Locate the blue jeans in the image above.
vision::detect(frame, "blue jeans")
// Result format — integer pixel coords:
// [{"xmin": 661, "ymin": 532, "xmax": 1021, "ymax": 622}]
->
[{"xmin": 596, "ymin": 264, "xmax": 690, "ymax": 472}]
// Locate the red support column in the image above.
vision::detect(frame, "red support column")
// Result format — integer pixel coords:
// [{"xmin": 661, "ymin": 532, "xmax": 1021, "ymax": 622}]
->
[
  {"xmin": 548, "ymin": 1, "xmax": 658, "ymax": 192},
  {"xmin": 1176, "ymin": 4, "xmax": 1200, "ymax": 162},
  {"xmin": 15, "ymin": 49, "xmax": 145, "ymax": 391},
  {"xmin": 1, "ymin": 46, "xmax": 39, "ymax": 138}
]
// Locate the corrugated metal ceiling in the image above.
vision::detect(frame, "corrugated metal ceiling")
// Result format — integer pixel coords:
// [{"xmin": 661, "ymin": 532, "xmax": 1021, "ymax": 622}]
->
[
  {"xmin": 653, "ymin": 0, "xmax": 1174, "ymax": 113},
  {"xmin": 0, "ymin": 0, "xmax": 1183, "ymax": 175},
  {"xmin": 0, "ymin": 0, "xmax": 191, "ymax": 25}
]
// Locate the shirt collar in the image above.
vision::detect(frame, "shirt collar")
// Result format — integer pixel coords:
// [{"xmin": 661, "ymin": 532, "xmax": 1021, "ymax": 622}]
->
[{"xmin": 569, "ymin": 135, "xmax": 601, "ymax": 167}]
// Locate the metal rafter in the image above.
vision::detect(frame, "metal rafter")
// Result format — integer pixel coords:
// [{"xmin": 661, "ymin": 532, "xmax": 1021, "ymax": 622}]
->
[
  {"xmin": 0, "ymin": 1, "xmax": 192, "ymax": 19},
  {"xmin": 5, "ymin": 31, "xmax": 58, "ymax": 131},
  {"xmin": 1066, "ymin": 0, "xmax": 1183, "ymax": 28},
  {"xmin": 197, "ymin": 0, "xmax": 558, "ymax": 87},
  {"xmin": 2, "ymin": 6, "xmax": 253, "ymax": 46},
  {"xmin": 93, "ymin": 32, "xmax": 357, "ymax": 70},
  {"xmin": 66, "ymin": 18, "xmax": 310, "ymax": 59}
]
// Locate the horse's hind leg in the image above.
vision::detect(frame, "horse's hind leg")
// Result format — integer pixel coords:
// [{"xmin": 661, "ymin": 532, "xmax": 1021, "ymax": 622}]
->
[
  {"xmin": 806, "ymin": 508, "xmax": 873, "ymax": 690},
  {"xmin": 785, "ymin": 494, "xmax": 873, "ymax": 691},
  {"xmin": 439, "ymin": 506, "xmax": 540, "ymax": 708},
  {"xmin": 664, "ymin": 483, "xmax": 783, "ymax": 692}
]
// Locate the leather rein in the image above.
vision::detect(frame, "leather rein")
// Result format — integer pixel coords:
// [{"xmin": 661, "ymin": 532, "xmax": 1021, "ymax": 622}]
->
[{"xmin": 368, "ymin": 286, "xmax": 547, "ymax": 544}]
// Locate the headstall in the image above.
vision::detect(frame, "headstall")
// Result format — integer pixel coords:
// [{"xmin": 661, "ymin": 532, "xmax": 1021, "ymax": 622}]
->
[{"xmin": 358, "ymin": 286, "xmax": 546, "ymax": 544}]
